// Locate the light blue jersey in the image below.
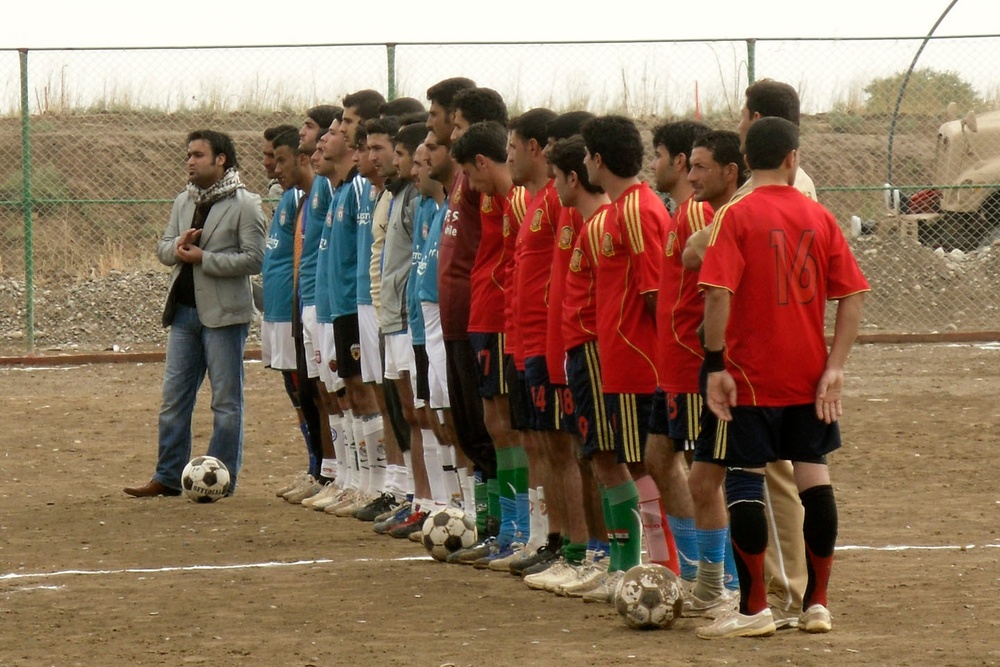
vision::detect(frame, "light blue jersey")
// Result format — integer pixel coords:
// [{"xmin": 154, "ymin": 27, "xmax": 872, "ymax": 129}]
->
[
  {"xmin": 356, "ymin": 179, "xmax": 377, "ymax": 306},
  {"xmin": 408, "ymin": 195, "xmax": 439, "ymax": 344},
  {"xmin": 261, "ymin": 188, "xmax": 302, "ymax": 323},
  {"xmin": 299, "ymin": 174, "xmax": 332, "ymax": 308},
  {"xmin": 416, "ymin": 202, "xmax": 448, "ymax": 305},
  {"xmin": 314, "ymin": 178, "xmax": 341, "ymax": 325},
  {"xmin": 330, "ymin": 172, "xmax": 364, "ymax": 319}
]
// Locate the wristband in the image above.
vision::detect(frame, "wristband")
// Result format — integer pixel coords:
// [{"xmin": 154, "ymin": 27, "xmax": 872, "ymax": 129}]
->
[{"xmin": 704, "ymin": 349, "xmax": 725, "ymax": 373}]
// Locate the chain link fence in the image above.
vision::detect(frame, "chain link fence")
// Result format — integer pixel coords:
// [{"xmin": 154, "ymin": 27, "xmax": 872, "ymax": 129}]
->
[{"xmin": 1, "ymin": 36, "xmax": 1000, "ymax": 354}]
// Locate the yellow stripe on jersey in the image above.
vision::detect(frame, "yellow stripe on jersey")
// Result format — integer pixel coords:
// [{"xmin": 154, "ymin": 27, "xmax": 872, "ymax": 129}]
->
[
  {"xmin": 619, "ymin": 393, "xmax": 643, "ymax": 463},
  {"xmin": 706, "ymin": 191, "xmax": 750, "ymax": 247},
  {"xmin": 621, "ymin": 191, "xmax": 645, "ymax": 255},
  {"xmin": 508, "ymin": 186, "xmax": 528, "ymax": 226},
  {"xmin": 685, "ymin": 393, "xmax": 704, "ymax": 442},
  {"xmin": 586, "ymin": 210, "xmax": 606, "ymax": 267},
  {"xmin": 497, "ymin": 332, "xmax": 507, "ymax": 394},
  {"xmin": 686, "ymin": 200, "xmax": 709, "ymax": 233},
  {"xmin": 584, "ymin": 341, "xmax": 615, "ymax": 453}
]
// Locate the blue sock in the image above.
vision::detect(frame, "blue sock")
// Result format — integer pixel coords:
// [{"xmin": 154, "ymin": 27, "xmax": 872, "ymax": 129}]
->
[
  {"xmin": 724, "ymin": 526, "xmax": 740, "ymax": 591},
  {"xmin": 514, "ymin": 492, "xmax": 530, "ymax": 543},
  {"xmin": 697, "ymin": 527, "xmax": 728, "ymax": 565},
  {"xmin": 667, "ymin": 515, "xmax": 700, "ymax": 582},
  {"xmin": 498, "ymin": 496, "xmax": 518, "ymax": 547}
]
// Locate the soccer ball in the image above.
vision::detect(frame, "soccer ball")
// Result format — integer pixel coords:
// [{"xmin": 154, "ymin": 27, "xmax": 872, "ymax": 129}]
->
[
  {"xmin": 421, "ymin": 507, "xmax": 477, "ymax": 561},
  {"xmin": 615, "ymin": 563, "xmax": 684, "ymax": 630},
  {"xmin": 181, "ymin": 456, "xmax": 231, "ymax": 503}
]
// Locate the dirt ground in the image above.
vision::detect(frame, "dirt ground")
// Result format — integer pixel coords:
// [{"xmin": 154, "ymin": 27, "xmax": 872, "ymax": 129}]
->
[{"xmin": 1, "ymin": 342, "xmax": 999, "ymax": 667}]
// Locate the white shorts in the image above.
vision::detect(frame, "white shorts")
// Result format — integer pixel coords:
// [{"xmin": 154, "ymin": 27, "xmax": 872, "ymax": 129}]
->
[
  {"xmin": 301, "ymin": 305, "xmax": 321, "ymax": 379},
  {"xmin": 420, "ymin": 302, "xmax": 450, "ymax": 410},
  {"xmin": 319, "ymin": 322, "xmax": 344, "ymax": 392},
  {"xmin": 358, "ymin": 303, "xmax": 382, "ymax": 384},
  {"xmin": 260, "ymin": 321, "xmax": 296, "ymax": 371},
  {"xmin": 384, "ymin": 331, "xmax": 421, "ymax": 407}
]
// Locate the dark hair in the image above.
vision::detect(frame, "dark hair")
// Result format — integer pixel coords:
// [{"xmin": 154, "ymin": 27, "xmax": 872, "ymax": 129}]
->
[
  {"xmin": 509, "ymin": 107, "xmax": 557, "ymax": 146},
  {"xmin": 693, "ymin": 130, "xmax": 743, "ymax": 170},
  {"xmin": 548, "ymin": 135, "xmax": 602, "ymax": 194},
  {"xmin": 365, "ymin": 115, "xmax": 402, "ymax": 139},
  {"xmin": 264, "ymin": 124, "xmax": 297, "ymax": 142},
  {"xmin": 546, "ymin": 111, "xmax": 595, "ymax": 142},
  {"xmin": 398, "ymin": 111, "xmax": 429, "ymax": 126},
  {"xmin": 395, "ymin": 121, "xmax": 428, "ymax": 156},
  {"xmin": 652, "ymin": 120, "xmax": 710, "ymax": 170},
  {"xmin": 379, "ymin": 96, "xmax": 425, "ymax": 117},
  {"xmin": 342, "ymin": 89, "xmax": 386, "ymax": 122},
  {"xmin": 353, "ymin": 124, "xmax": 368, "ymax": 148},
  {"xmin": 745, "ymin": 117, "xmax": 799, "ymax": 171},
  {"xmin": 453, "ymin": 87, "xmax": 508, "ymax": 126},
  {"xmin": 745, "ymin": 79, "xmax": 800, "ymax": 126},
  {"xmin": 187, "ymin": 129, "xmax": 239, "ymax": 170},
  {"xmin": 580, "ymin": 115, "xmax": 643, "ymax": 178},
  {"xmin": 451, "ymin": 121, "xmax": 508, "ymax": 165},
  {"xmin": 426, "ymin": 77, "xmax": 477, "ymax": 110},
  {"xmin": 271, "ymin": 128, "xmax": 301, "ymax": 153},
  {"xmin": 306, "ymin": 105, "xmax": 341, "ymax": 131}
]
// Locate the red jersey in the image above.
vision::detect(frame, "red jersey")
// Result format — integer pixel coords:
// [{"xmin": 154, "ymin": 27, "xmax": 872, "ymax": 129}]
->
[
  {"xmin": 545, "ymin": 206, "xmax": 583, "ymax": 384},
  {"xmin": 562, "ymin": 204, "xmax": 610, "ymax": 351},
  {"xmin": 657, "ymin": 196, "xmax": 713, "ymax": 393},
  {"xmin": 595, "ymin": 182, "xmax": 666, "ymax": 394},
  {"xmin": 513, "ymin": 180, "xmax": 561, "ymax": 364},
  {"xmin": 438, "ymin": 170, "xmax": 482, "ymax": 340},
  {"xmin": 503, "ymin": 186, "xmax": 529, "ymax": 358},
  {"xmin": 468, "ymin": 192, "xmax": 506, "ymax": 333},
  {"xmin": 698, "ymin": 185, "xmax": 870, "ymax": 406}
]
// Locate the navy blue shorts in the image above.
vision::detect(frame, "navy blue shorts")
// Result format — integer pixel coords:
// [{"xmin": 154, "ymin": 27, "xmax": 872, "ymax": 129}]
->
[
  {"xmin": 648, "ymin": 389, "xmax": 701, "ymax": 452},
  {"xmin": 507, "ymin": 355, "xmax": 532, "ymax": 431},
  {"xmin": 565, "ymin": 341, "xmax": 615, "ymax": 460},
  {"xmin": 524, "ymin": 355, "xmax": 558, "ymax": 432},
  {"xmin": 469, "ymin": 332, "xmax": 507, "ymax": 399},
  {"xmin": 604, "ymin": 391, "xmax": 652, "ymax": 465}
]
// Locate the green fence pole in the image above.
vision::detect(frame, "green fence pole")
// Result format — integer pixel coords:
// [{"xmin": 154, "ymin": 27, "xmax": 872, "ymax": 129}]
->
[
  {"xmin": 746, "ymin": 38, "xmax": 756, "ymax": 85},
  {"xmin": 386, "ymin": 43, "xmax": 396, "ymax": 100},
  {"xmin": 18, "ymin": 49, "xmax": 34, "ymax": 355}
]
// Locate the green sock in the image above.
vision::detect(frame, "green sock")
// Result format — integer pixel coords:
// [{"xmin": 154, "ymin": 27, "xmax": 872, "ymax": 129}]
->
[
  {"xmin": 508, "ymin": 445, "xmax": 529, "ymax": 494},
  {"xmin": 607, "ymin": 480, "xmax": 641, "ymax": 571},
  {"xmin": 563, "ymin": 541, "xmax": 587, "ymax": 566},
  {"xmin": 600, "ymin": 486, "xmax": 619, "ymax": 571},
  {"xmin": 486, "ymin": 478, "xmax": 501, "ymax": 533},
  {"xmin": 474, "ymin": 477, "xmax": 489, "ymax": 536}
]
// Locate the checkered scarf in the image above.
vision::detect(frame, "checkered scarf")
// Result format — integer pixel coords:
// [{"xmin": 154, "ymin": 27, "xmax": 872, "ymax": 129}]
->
[{"xmin": 186, "ymin": 168, "xmax": 244, "ymax": 205}]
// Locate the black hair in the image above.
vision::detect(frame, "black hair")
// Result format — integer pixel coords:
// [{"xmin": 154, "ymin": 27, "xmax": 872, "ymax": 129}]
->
[
  {"xmin": 453, "ymin": 87, "xmax": 509, "ymax": 126},
  {"xmin": 547, "ymin": 135, "xmax": 602, "ymax": 194},
  {"xmin": 379, "ymin": 96, "xmax": 426, "ymax": 117},
  {"xmin": 187, "ymin": 129, "xmax": 239, "ymax": 170},
  {"xmin": 264, "ymin": 124, "xmax": 298, "ymax": 142},
  {"xmin": 426, "ymin": 77, "xmax": 477, "ymax": 110},
  {"xmin": 652, "ymin": 120, "xmax": 711, "ymax": 170},
  {"xmin": 745, "ymin": 79, "xmax": 801, "ymax": 126},
  {"xmin": 305, "ymin": 105, "xmax": 341, "ymax": 131},
  {"xmin": 450, "ymin": 121, "xmax": 508, "ymax": 165},
  {"xmin": 342, "ymin": 89, "xmax": 387, "ymax": 122},
  {"xmin": 580, "ymin": 115, "xmax": 643, "ymax": 179},
  {"xmin": 395, "ymin": 122, "xmax": 428, "ymax": 157},
  {"xmin": 546, "ymin": 111, "xmax": 595, "ymax": 142},
  {"xmin": 744, "ymin": 117, "xmax": 799, "ymax": 171},
  {"xmin": 509, "ymin": 107, "xmax": 557, "ymax": 146},
  {"xmin": 365, "ymin": 115, "xmax": 402, "ymax": 139},
  {"xmin": 271, "ymin": 128, "xmax": 301, "ymax": 153}
]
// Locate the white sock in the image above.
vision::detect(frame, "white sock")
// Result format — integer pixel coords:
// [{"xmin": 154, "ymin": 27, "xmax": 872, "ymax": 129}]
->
[
  {"xmin": 353, "ymin": 415, "xmax": 369, "ymax": 495},
  {"xmin": 401, "ymin": 450, "xmax": 415, "ymax": 498},
  {"xmin": 362, "ymin": 414, "xmax": 386, "ymax": 494},
  {"xmin": 421, "ymin": 431, "xmax": 446, "ymax": 504},
  {"xmin": 320, "ymin": 458, "xmax": 337, "ymax": 481},
  {"xmin": 527, "ymin": 487, "xmax": 545, "ymax": 552},
  {"xmin": 537, "ymin": 486, "xmax": 549, "ymax": 540},
  {"xmin": 330, "ymin": 412, "xmax": 347, "ymax": 486},
  {"xmin": 461, "ymin": 470, "xmax": 475, "ymax": 516}
]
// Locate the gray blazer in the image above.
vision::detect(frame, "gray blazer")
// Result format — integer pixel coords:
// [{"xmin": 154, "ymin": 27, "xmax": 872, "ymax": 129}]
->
[{"xmin": 157, "ymin": 188, "xmax": 267, "ymax": 328}]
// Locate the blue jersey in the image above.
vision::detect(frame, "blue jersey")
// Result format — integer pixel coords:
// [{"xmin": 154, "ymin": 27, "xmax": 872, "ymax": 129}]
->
[
  {"xmin": 356, "ymin": 179, "xmax": 377, "ymax": 306},
  {"xmin": 261, "ymin": 188, "xmax": 301, "ymax": 323},
  {"xmin": 314, "ymin": 178, "xmax": 338, "ymax": 324},
  {"xmin": 299, "ymin": 175, "xmax": 332, "ymax": 308},
  {"xmin": 330, "ymin": 173, "xmax": 364, "ymax": 319},
  {"xmin": 408, "ymin": 196, "xmax": 439, "ymax": 344},
  {"xmin": 416, "ymin": 202, "xmax": 448, "ymax": 305}
]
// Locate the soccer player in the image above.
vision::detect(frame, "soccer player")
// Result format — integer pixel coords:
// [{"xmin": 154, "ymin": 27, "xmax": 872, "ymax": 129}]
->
[
  {"xmin": 694, "ymin": 117, "xmax": 869, "ymax": 638},
  {"xmin": 578, "ymin": 115, "xmax": 676, "ymax": 601},
  {"xmin": 263, "ymin": 124, "xmax": 296, "ymax": 201}
]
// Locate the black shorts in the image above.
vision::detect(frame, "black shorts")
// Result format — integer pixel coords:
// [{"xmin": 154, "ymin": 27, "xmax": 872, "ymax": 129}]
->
[
  {"xmin": 648, "ymin": 388, "xmax": 700, "ymax": 452},
  {"xmin": 565, "ymin": 341, "xmax": 615, "ymax": 460},
  {"xmin": 413, "ymin": 344, "xmax": 430, "ymax": 403},
  {"xmin": 507, "ymin": 356, "xmax": 532, "ymax": 431},
  {"xmin": 604, "ymin": 392, "xmax": 652, "ymax": 464},
  {"xmin": 693, "ymin": 403, "xmax": 841, "ymax": 467},
  {"xmin": 333, "ymin": 313, "xmax": 362, "ymax": 379},
  {"xmin": 469, "ymin": 332, "xmax": 507, "ymax": 399},
  {"xmin": 554, "ymin": 384, "xmax": 578, "ymax": 436},
  {"xmin": 445, "ymin": 338, "xmax": 495, "ymax": 477},
  {"xmin": 524, "ymin": 355, "xmax": 558, "ymax": 431}
]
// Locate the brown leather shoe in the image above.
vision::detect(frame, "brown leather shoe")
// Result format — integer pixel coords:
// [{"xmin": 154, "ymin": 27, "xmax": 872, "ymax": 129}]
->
[{"xmin": 124, "ymin": 480, "xmax": 181, "ymax": 497}]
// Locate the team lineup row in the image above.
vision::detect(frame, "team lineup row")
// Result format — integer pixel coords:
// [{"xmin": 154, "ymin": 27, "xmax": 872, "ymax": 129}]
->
[{"xmin": 127, "ymin": 76, "xmax": 869, "ymax": 641}]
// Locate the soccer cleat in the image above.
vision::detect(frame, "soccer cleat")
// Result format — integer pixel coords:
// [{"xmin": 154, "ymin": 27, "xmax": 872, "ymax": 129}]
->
[
  {"xmin": 473, "ymin": 542, "xmax": 523, "ymax": 570},
  {"xmin": 581, "ymin": 570, "xmax": 624, "ymax": 604},
  {"xmin": 284, "ymin": 479, "xmax": 322, "ymax": 504},
  {"xmin": 374, "ymin": 503, "xmax": 412, "ymax": 535},
  {"xmin": 310, "ymin": 486, "xmax": 348, "ymax": 511},
  {"xmin": 335, "ymin": 494, "xmax": 373, "ymax": 518},
  {"xmin": 486, "ymin": 543, "xmax": 528, "ymax": 572},
  {"xmin": 798, "ymin": 604, "xmax": 832, "ymax": 633},
  {"xmin": 696, "ymin": 608, "xmax": 777, "ymax": 639},
  {"xmin": 408, "ymin": 527, "xmax": 425, "ymax": 543},
  {"xmin": 524, "ymin": 559, "xmax": 576, "ymax": 591},
  {"xmin": 275, "ymin": 472, "xmax": 310, "ymax": 497},
  {"xmin": 324, "ymin": 489, "xmax": 359, "ymax": 515},
  {"xmin": 683, "ymin": 588, "xmax": 740, "ymax": 619},
  {"xmin": 770, "ymin": 605, "xmax": 802, "ymax": 630},
  {"xmin": 354, "ymin": 493, "xmax": 398, "ymax": 522},
  {"xmin": 373, "ymin": 499, "xmax": 409, "ymax": 524},
  {"xmin": 301, "ymin": 482, "xmax": 338, "ymax": 509},
  {"xmin": 556, "ymin": 558, "xmax": 609, "ymax": 597},
  {"xmin": 510, "ymin": 545, "xmax": 559, "ymax": 577},
  {"xmin": 389, "ymin": 510, "xmax": 429, "ymax": 539},
  {"xmin": 446, "ymin": 536, "xmax": 498, "ymax": 565}
]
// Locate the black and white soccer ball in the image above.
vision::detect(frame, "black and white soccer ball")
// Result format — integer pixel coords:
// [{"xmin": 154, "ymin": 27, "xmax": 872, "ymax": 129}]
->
[
  {"xmin": 421, "ymin": 507, "xmax": 477, "ymax": 561},
  {"xmin": 180, "ymin": 456, "xmax": 231, "ymax": 503},
  {"xmin": 615, "ymin": 563, "xmax": 684, "ymax": 630}
]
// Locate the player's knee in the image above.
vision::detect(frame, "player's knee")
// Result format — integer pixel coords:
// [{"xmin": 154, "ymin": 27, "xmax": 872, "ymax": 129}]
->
[
  {"xmin": 282, "ymin": 371, "xmax": 301, "ymax": 409},
  {"xmin": 725, "ymin": 468, "xmax": 766, "ymax": 507}
]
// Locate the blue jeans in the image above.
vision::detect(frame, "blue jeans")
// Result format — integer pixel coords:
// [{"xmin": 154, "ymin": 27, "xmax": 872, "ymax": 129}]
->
[{"xmin": 154, "ymin": 305, "xmax": 249, "ymax": 492}]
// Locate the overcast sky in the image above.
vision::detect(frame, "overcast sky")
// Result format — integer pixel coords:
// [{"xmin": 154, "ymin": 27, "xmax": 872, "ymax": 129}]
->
[{"xmin": 0, "ymin": 0, "xmax": 991, "ymax": 49}]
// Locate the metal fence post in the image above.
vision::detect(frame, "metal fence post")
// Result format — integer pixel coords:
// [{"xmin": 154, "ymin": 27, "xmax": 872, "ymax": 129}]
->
[
  {"xmin": 746, "ymin": 38, "xmax": 756, "ymax": 85},
  {"xmin": 18, "ymin": 49, "xmax": 34, "ymax": 355},
  {"xmin": 386, "ymin": 43, "xmax": 396, "ymax": 100}
]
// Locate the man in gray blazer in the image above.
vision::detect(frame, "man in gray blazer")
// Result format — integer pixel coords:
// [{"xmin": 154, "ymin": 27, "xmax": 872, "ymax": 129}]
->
[{"xmin": 125, "ymin": 130, "xmax": 267, "ymax": 498}]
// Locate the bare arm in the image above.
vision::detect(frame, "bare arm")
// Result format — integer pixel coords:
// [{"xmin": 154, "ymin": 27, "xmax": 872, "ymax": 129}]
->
[
  {"xmin": 702, "ymin": 285, "xmax": 736, "ymax": 421},
  {"xmin": 815, "ymin": 292, "xmax": 866, "ymax": 424},
  {"xmin": 682, "ymin": 226, "xmax": 711, "ymax": 271}
]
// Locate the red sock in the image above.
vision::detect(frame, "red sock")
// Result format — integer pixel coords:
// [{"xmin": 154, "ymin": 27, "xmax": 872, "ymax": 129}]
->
[
  {"xmin": 805, "ymin": 544, "xmax": 833, "ymax": 608},
  {"xmin": 635, "ymin": 475, "xmax": 679, "ymax": 575}
]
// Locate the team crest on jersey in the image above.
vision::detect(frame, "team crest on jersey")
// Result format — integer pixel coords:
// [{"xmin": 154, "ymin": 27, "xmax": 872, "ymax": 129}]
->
[
  {"xmin": 558, "ymin": 226, "xmax": 573, "ymax": 249},
  {"xmin": 502, "ymin": 215, "xmax": 511, "ymax": 237},
  {"xmin": 312, "ymin": 193, "xmax": 319, "ymax": 208},
  {"xmin": 451, "ymin": 183, "xmax": 463, "ymax": 204},
  {"xmin": 665, "ymin": 231, "xmax": 677, "ymax": 256},
  {"xmin": 279, "ymin": 210, "xmax": 287, "ymax": 225},
  {"xmin": 368, "ymin": 188, "xmax": 377, "ymax": 202},
  {"xmin": 530, "ymin": 209, "xmax": 543, "ymax": 232},
  {"xmin": 481, "ymin": 196, "xmax": 494, "ymax": 214},
  {"xmin": 326, "ymin": 210, "xmax": 333, "ymax": 227},
  {"xmin": 351, "ymin": 343, "xmax": 361, "ymax": 361},
  {"xmin": 337, "ymin": 206, "xmax": 344, "ymax": 221},
  {"xmin": 569, "ymin": 247, "xmax": 583, "ymax": 272},
  {"xmin": 601, "ymin": 232, "xmax": 615, "ymax": 257}
]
